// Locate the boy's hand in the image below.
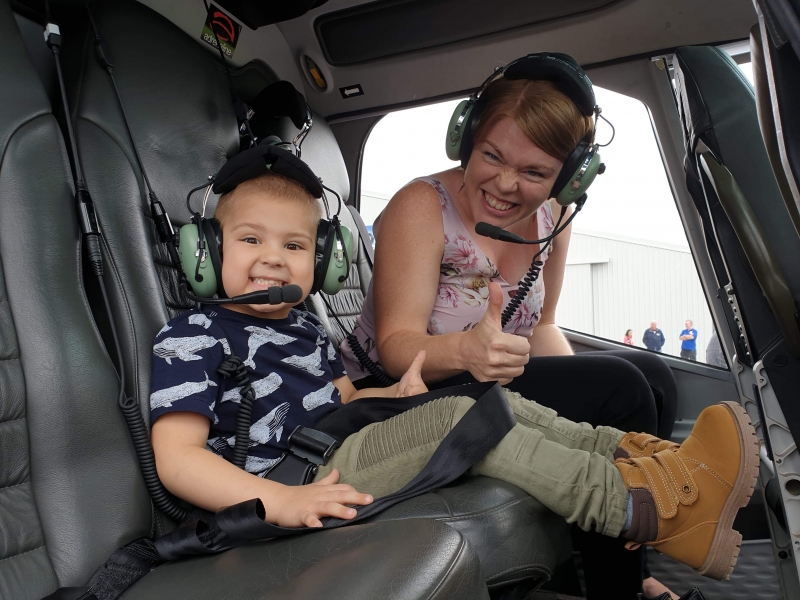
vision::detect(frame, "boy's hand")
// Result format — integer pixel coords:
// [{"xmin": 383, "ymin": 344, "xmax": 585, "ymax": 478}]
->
[
  {"xmin": 396, "ymin": 350, "xmax": 427, "ymax": 397},
  {"xmin": 271, "ymin": 469, "xmax": 373, "ymax": 528}
]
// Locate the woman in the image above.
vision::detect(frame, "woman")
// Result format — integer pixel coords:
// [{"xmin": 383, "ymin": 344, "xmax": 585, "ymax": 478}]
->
[
  {"xmin": 341, "ymin": 54, "xmax": 678, "ymax": 599},
  {"xmin": 624, "ymin": 329, "xmax": 634, "ymax": 346}
]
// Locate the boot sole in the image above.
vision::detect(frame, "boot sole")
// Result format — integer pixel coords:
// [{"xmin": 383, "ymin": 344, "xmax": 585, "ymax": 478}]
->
[{"xmin": 697, "ymin": 401, "xmax": 759, "ymax": 580}]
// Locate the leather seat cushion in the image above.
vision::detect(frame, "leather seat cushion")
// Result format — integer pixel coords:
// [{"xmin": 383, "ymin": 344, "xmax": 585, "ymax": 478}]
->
[
  {"xmin": 122, "ymin": 520, "xmax": 489, "ymax": 600},
  {"xmin": 369, "ymin": 476, "xmax": 571, "ymax": 588}
]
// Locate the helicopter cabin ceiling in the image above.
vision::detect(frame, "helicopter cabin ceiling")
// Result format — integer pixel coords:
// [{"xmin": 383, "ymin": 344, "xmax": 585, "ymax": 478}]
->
[{"xmin": 137, "ymin": 0, "xmax": 757, "ymax": 120}]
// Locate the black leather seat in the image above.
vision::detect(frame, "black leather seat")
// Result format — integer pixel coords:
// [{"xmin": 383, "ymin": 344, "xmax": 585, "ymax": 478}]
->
[
  {"xmin": 0, "ymin": 3, "xmax": 492, "ymax": 599},
  {"xmin": 57, "ymin": 0, "xmax": 570, "ymax": 594}
]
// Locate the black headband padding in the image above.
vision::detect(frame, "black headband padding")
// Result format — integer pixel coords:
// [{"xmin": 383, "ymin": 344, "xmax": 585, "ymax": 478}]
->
[
  {"xmin": 250, "ymin": 80, "xmax": 309, "ymax": 132},
  {"xmin": 213, "ymin": 144, "xmax": 324, "ymax": 198},
  {"xmin": 504, "ymin": 53, "xmax": 596, "ymax": 116}
]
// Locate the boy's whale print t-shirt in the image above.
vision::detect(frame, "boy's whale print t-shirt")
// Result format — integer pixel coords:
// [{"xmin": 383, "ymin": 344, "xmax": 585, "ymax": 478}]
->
[{"xmin": 149, "ymin": 305, "xmax": 345, "ymax": 477}]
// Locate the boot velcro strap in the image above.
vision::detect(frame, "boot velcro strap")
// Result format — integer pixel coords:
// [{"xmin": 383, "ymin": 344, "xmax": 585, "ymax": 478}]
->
[
  {"xmin": 632, "ymin": 451, "xmax": 698, "ymax": 519},
  {"xmin": 619, "ymin": 432, "xmax": 680, "ymax": 455}
]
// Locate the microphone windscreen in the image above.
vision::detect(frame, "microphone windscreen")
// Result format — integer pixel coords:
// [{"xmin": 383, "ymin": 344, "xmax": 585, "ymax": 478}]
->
[
  {"xmin": 281, "ymin": 284, "xmax": 303, "ymax": 303},
  {"xmin": 474, "ymin": 222, "xmax": 500, "ymax": 239}
]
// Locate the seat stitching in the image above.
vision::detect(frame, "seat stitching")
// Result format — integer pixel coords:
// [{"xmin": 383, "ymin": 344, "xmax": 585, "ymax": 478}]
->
[
  {"xmin": 0, "ymin": 545, "xmax": 45, "ymax": 564},
  {"xmin": 0, "ymin": 482, "xmax": 30, "ymax": 492}
]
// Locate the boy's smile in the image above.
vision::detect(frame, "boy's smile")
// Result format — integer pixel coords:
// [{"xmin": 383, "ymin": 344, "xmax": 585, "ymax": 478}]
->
[{"xmin": 218, "ymin": 189, "xmax": 317, "ymax": 319}]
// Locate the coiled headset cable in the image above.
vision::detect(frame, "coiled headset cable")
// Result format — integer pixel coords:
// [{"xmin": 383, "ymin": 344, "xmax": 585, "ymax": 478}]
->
[
  {"xmin": 499, "ymin": 197, "xmax": 585, "ymax": 329},
  {"xmin": 45, "ymin": 7, "xmax": 189, "ymax": 522}
]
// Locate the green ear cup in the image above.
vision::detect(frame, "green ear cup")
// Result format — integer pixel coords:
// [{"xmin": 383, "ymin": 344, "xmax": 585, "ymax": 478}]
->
[
  {"xmin": 445, "ymin": 100, "xmax": 473, "ymax": 161},
  {"xmin": 321, "ymin": 226, "xmax": 354, "ymax": 295},
  {"xmin": 179, "ymin": 222, "xmax": 219, "ymax": 297},
  {"xmin": 555, "ymin": 150, "xmax": 602, "ymax": 206}
]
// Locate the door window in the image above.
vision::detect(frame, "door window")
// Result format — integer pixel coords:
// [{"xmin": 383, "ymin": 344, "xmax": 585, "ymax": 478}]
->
[{"xmin": 360, "ymin": 86, "xmax": 720, "ymax": 366}]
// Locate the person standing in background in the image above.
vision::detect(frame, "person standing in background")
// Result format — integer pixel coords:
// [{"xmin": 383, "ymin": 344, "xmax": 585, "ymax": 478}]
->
[
  {"xmin": 679, "ymin": 320, "xmax": 698, "ymax": 362},
  {"xmin": 642, "ymin": 322, "xmax": 665, "ymax": 352},
  {"xmin": 623, "ymin": 329, "xmax": 634, "ymax": 346}
]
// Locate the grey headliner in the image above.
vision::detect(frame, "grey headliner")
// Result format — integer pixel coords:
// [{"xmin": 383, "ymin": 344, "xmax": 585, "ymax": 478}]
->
[{"xmin": 139, "ymin": 0, "xmax": 756, "ymax": 119}]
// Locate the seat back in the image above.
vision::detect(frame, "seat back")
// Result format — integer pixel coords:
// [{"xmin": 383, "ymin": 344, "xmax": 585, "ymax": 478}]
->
[
  {"xmin": 751, "ymin": 1, "xmax": 800, "ymax": 238},
  {"xmin": 65, "ymin": 0, "xmax": 239, "ymax": 416},
  {"xmin": 674, "ymin": 45, "xmax": 800, "ymax": 363},
  {"xmin": 66, "ymin": 0, "xmax": 374, "ymax": 416},
  {"xmin": 0, "ymin": 3, "xmax": 151, "ymax": 597}
]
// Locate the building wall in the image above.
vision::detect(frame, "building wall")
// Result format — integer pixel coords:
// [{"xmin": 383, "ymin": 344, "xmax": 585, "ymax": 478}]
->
[{"xmin": 559, "ymin": 231, "xmax": 714, "ymax": 360}]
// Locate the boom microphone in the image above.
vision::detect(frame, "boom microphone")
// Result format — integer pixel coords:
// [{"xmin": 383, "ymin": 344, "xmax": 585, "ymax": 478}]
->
[
  {"xmin": 474, "ymin": 222, "xmax": 529, "ymax": 244},
  {"xmin": 183, "ymin": 284, "xmax": 304, "ymax": 306}
]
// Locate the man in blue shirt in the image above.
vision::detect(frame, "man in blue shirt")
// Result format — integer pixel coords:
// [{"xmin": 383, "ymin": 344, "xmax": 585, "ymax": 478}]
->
[
  {"xmin": 642, "ymin": 321, "xmax": 665, "ymax": 352},
  {"xmin": 679, "ymin": 320, "xmax": 698, "ymax": 361}
]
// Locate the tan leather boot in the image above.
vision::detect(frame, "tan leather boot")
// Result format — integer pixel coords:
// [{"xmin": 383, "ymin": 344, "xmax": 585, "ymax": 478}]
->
[
  {"xmin": 614, "ymin": 432, "xmax": 679, "ymax": 460},
  {"xmin": 616, "ymin": 401, "xmax": 758, "ymax": 580}
]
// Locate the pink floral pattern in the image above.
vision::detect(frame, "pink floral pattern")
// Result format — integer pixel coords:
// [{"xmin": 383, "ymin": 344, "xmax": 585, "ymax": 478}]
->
[{"xmin": 340, "ymin": 177, "xmax": 555, "ymax": 380}]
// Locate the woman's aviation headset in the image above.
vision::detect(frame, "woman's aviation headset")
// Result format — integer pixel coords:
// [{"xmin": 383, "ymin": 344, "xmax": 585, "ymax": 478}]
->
[
  {"xmin": 178, "ymin": 142, "xmax": 355, "ymax": 303},
  {"xmin": 445, "ymin": 52, "xmax": 608, "ymax": 207}
]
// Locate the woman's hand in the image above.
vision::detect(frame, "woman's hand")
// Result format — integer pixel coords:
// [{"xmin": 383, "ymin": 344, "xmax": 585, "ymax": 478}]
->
[
  {"xmin": 270, "ymin": 469, "xmax": 373, "ymax": 528},
  {"xmin": 395, "ymin": 350, "xmax": 428, "ymax": 397},
  {"xmin": 459, "ymin": 282, "xmax": 529, "ymax": 384}
]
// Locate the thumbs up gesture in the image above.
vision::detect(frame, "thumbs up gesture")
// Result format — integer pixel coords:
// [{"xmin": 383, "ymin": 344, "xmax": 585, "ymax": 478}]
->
[{"xmin": 459, "ymin": 282, "xmax": 530, "ymax": 384}]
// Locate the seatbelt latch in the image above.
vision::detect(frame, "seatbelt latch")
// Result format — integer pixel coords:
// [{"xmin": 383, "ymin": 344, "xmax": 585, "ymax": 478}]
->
[{"xmin": 287, "ymin": 426, "xmax": 340, "ymax": 466}]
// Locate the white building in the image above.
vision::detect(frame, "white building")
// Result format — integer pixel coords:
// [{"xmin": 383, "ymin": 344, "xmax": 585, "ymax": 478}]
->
[{"xmin": 559, "ymin": 230, "xmax": 713, "ymax": 359}]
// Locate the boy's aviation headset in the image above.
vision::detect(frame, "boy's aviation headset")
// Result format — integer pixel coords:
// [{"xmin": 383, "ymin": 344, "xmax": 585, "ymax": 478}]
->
[
  {"xmin": 178, "ymin": 142, "xmax": 354, "ymax": 302},
  {"xmin": 445, "ymin": 52, "xmax": 607, "ymax": 207}
]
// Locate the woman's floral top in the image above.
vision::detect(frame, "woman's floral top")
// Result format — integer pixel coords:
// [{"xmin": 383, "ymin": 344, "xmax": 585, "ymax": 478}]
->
[{"xmin": 340, "ymin": 177, "xmax": 555, "ymax": 380}]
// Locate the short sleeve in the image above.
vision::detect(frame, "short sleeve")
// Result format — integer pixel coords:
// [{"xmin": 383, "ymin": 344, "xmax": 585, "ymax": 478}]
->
[{"xmin": 149, "ymin": 314, "xmax": 227, "ymax": 425}]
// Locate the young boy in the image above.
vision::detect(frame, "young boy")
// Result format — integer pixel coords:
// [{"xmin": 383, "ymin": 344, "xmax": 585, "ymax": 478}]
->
[{"xmin": 150, "ymin": 170, "xmax": 758, "ymax": 581}]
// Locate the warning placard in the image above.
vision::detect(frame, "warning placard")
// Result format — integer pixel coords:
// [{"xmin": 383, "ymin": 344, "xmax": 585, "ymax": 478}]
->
[{"xmin": 201, "ymin": 4, "xmax": 242, "ymax": 58}]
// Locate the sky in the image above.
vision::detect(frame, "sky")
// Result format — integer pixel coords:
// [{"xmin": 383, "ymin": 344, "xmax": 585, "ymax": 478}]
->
[{"xmin": 360, "ymin": 61, "xmax": 755, "ymax": 248}]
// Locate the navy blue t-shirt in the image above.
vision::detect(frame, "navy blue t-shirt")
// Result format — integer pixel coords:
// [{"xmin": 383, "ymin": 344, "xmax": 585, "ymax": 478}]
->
[{"xmin": 149, "ymin": 306, "xmax": 346, "ymax": 477}]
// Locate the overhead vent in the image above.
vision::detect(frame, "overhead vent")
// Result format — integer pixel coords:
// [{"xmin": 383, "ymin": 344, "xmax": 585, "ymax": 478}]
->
[
  {"xmin": 315, "ymin": 0, "xmax": 622, "ymax": 65},
  {"xmin": 216, "ymin": 0, "xmax": 330, "ymax": 29}
]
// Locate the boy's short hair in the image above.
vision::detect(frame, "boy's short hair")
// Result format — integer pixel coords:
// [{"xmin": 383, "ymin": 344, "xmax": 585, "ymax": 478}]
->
[{"xmin": 215, "ymin": 171, "xmax": 323, "ymax": 230}]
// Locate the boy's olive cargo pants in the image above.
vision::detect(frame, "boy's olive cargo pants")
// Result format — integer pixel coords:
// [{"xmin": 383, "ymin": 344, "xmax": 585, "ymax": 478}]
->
[{"xmin": 315, "ymin": 390, "xmax": 629, "ymax": 537}]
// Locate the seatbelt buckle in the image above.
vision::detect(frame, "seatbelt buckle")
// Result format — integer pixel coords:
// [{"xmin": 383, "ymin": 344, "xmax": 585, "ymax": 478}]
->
[{"xmin": 287, "ymin": 426, "xmax": 340, "ymax": 466}]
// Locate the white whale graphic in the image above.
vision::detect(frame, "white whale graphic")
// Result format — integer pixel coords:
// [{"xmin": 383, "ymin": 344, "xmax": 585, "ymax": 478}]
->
[
  {"xmin": 327, "ymin": 340, "xmax": 337, "ymax": 362},
  {"xmin": 243, "ymin": 326, "xmax": 296, "ymax": 369},
  {"xmin": 150, "ymin": 372, "xmax": 217, "ymax": 410},
  {"xmin": 153, "ymin": 335, "xmax": 227, "ymax": 364},
  {"xmin": 245, "ymin": 455, "xmax": 281, "ymax": 477},
  {"xmin": 188, "ymin": 313, "xmax": 213, "ymax": 329},
  {"xmin": 281, "ymin": 346, "xmax": 324, "ymax": 376},
  {"xmin": 206, "ymin": 436, "xmax": 229, "ymax": 455},
  {"xmin": 291, "ymin": 313, "xmax": 311, "ymax": 329},
  {"xmin": 302, "ymin": 382, "xmax": 336, "ymax": 411},
  {"xmin": 220, "ymin": 372, "xmax": 283, "ymax": 404},
  {"xmin": 227, "ymin": 401, "xmax": 291, "ymax": 447}
]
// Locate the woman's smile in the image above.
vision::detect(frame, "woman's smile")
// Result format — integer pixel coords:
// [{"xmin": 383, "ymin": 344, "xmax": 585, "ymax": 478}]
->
[{"xmin": 482, "ymin": 189, "xmax": 516, "ymax": 213}]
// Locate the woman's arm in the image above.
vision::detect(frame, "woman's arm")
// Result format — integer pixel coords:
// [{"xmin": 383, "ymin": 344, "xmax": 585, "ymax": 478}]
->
[
  {"xmin": 372, "ymin": 180, "xmax": 529, "ymax": 383},
  {"xmin": 529, "ymin": 201, "xmax": 574, "ymax": 357},
  {"xmin": 372, "ymin": 180, "xmax": 468, "ymax": 381}
]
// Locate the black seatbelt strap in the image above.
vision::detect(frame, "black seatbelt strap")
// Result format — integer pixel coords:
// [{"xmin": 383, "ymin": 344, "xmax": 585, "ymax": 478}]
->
[
  {"xmin": 347, "ymin": 204, "xmax": 374, "ymax": 267},
  {"xmin": 45, "ymin": 382, "xmax": 514, "ymax": 600}
]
